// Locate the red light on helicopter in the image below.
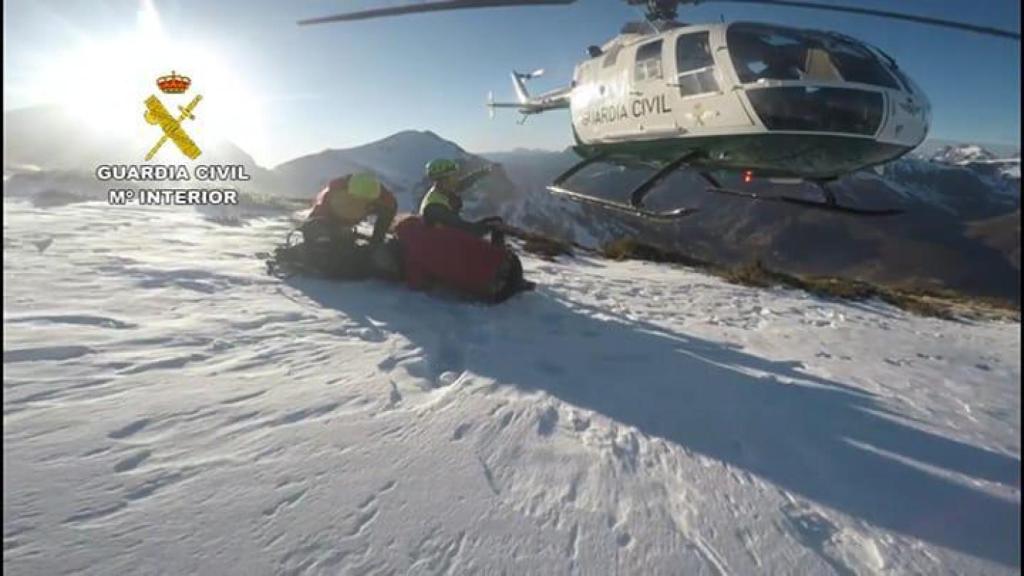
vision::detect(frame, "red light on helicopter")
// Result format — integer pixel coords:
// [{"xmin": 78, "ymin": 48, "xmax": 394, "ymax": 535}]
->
[{"xmin": 743, "ymin": 170, "xmax": 754, "ymax": 184}]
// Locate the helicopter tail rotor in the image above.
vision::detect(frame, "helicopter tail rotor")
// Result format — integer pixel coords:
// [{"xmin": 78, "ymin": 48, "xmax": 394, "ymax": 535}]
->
[
  {"xmin": 486, "ymin": 86, "xmax": 526, "ymax": 118},
  {"xmin": 516, "ymin": 69, "xmax": 546, "ymax": 80}
]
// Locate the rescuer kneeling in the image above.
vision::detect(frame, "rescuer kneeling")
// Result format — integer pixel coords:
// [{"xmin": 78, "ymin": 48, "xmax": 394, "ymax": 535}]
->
[{"xmin": 300, "ymin": 172, "xmax": 399, "ymax": 279}]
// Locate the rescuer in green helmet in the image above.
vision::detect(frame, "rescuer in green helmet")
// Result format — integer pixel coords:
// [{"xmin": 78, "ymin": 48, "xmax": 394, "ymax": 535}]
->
[{"xmin": 418, "ymin": 158, "xmax": 504, "ymax": 244}]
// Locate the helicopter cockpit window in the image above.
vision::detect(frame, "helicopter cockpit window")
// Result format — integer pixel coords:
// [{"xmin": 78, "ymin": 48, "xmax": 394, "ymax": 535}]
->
[
  {"xmin": 871, "ymin": 45, "xmax": 915, "ymax": 95},
  {"xmin": 634, "ymin": 40, "xmax": 664, "ymax": 82},
  {"xmin": 675, "ymin": 32, "xmax": 719, "ymax": 96},
  {"xmin": 889, "ymin": 66, "xmax": 915, "ymax": 95},
  {"xmin": 727, "ymin": 23, "xmax": 900, "ymax": 90}
]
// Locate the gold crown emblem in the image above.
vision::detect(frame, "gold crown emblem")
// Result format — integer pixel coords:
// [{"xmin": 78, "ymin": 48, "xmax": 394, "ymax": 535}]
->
[{"xmin": 157, "ymin": 70, "xmax": 191, "ymax": 94}]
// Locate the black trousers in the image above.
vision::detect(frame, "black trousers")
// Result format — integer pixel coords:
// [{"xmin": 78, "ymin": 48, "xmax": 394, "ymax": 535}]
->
[{"xmin": 300, "ymin": 220, "xmax": 370, "ymax": 280}]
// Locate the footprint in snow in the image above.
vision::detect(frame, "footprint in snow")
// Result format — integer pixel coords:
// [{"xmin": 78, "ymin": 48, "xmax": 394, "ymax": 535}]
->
[
  {"xmin": 32, "ymin": 237, "xmax": 53, "ymax": 253},
  {"xmin": 781, "ymin": 501, "xmax": 882, "ymax": 576},
  {"xmin": 113, "ymin": 450, "xmax": 152, "ymax": 473},
  {"xmin": 452, "ymin": 423, "xmax": 472, "ymax": 441},
  {"xmin": 108, "ymin": 418, "xmax": 153, "ymax": 440}
]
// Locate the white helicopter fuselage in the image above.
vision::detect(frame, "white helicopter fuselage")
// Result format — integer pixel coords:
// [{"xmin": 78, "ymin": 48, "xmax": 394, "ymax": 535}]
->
[{"xmin": 501, "ymin": 21, "xmax": 932, "ymax": 179}]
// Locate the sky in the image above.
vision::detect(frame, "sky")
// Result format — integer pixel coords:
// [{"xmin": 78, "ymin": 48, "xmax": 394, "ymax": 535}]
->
[{"xmin": 3, "ymin": 0, "xmax": 1020, "ymax": 168}]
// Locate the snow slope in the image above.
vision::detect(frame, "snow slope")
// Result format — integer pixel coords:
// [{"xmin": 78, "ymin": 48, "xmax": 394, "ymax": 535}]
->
[{"xmin": 4, "ymin": 199, "xmax": 1020, "ymax": 575}]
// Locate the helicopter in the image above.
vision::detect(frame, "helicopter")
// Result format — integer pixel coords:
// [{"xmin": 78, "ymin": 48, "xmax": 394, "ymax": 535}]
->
[{"xmin": 298, "ymin": 0, "xmax": 1020, "ymax": 220}]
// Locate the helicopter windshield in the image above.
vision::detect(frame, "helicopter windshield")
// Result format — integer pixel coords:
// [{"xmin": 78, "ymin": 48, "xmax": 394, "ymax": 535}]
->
[{"xmin": 727, "ymin": 23, "xmax": 901, "ymax": 90}]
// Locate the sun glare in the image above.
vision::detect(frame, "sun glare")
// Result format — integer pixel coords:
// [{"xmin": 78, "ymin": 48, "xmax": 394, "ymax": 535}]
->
[{"xmin": 34, "ymin": 0, "xmax": 267, "ymax": 164}]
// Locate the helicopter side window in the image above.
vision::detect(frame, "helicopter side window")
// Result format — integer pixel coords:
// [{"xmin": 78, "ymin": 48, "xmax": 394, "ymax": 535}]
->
[
  {"xmin": 675, "ymin": 32, "xmax": 719, "ymax": 96},
  {"xmin": 603, "ymin": 44, "xmax": 622, "ymax": 68},
  {"xmin": 634, "ymin": 40, "xmax": 663, "ymax": 82}
]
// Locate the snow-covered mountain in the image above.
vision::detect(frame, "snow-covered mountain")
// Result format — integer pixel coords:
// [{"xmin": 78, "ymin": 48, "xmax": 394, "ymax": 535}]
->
[
  {"xmin": 912, "ymin": 139, "xmax": 1020, "ymax": 161},
  {"xmin": 930, "ymin": 143, "xmax": 999, "ymax": 164},
  {"xmin": 924, "ymin": 143, "xmax": 1021, "ymax": 181},
  {"xmin": 268, "ymin": 130, "xmax": 525, "ymax": 226},
  {"xmin": 3, "ymin": 106, "xmax": 131, "ymax": 172},
  {"xmin": 272, "ymin": 130, "xmax": 467, "ymax": 200},
  {"xmin": 4, "ymin": 197, "xmax": 1020, "ymax": 575}
]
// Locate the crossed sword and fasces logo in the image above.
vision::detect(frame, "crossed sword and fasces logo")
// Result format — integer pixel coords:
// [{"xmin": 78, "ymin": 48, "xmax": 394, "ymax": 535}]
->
[{"xmin": 143, "ymin": 92, "xmax": 202, "ymax": 161}]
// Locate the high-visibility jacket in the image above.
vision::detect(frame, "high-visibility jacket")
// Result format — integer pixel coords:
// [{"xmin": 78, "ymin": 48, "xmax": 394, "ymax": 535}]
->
[
  {"xmin": 418, "ymin": 166, "xmax": 490, "ymax": 219},
  {"xmin": 418, "ymin": 187, "xmax": 454, "ymax": 215},
  {"xmin": 418, "ymin": 185, "xmax": 496, "ymax": 237}
]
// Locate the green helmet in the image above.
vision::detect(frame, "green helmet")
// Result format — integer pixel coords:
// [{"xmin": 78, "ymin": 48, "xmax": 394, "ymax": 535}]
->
[{"xmin": 426, "ymin": 158, "xmax": 459, "ymax": 181}]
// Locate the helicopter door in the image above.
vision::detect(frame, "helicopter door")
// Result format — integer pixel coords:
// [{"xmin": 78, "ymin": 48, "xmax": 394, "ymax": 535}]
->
[
  {"xmin": 630, "ymin": 39, "xmax": 676, "ymax": 137},
  {"xmin": 671, "ymin": 31, "xmax": 755, "ymax": 133}
]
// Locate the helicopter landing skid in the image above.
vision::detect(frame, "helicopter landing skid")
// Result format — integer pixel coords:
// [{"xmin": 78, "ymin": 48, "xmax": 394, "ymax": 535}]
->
[
  {"xmin": 698, "ymin": 173, "xmax": 903, "ymax": 216},
  {"xmin": 546, "ymin": 152, "xmax": 902, "ymax": 219},
  {"xmin": 546, "ymin": 184, "xmax": 696, "ymax": 221},
  {"xmin": 546, "ymin": 151, "xmax": 701, "ymax": 221}
]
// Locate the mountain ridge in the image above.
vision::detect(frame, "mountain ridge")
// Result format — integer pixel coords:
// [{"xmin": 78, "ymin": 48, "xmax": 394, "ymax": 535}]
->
[{"xmin": 4, "ymin": 106, "xmax": 1019, "ymax": 302}]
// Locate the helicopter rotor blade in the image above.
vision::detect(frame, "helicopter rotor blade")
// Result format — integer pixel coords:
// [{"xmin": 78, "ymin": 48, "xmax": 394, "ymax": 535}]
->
[
  {"xmin": 698, "ymin": 0, "xmax": 1020, "ymax": 40},
  {"xmin": 298, "ymin": 0, "xmax": 575, "ymax": 25}
]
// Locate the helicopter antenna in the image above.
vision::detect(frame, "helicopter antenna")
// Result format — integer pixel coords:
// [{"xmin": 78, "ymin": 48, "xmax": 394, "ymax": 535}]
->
[
  {"xmin": 627, "ymin": 3, "xmax": 660, "ymax": 34},
  {"xmin": 624, "ymin": 0, "xmax": 681, "ymax": 23},
  {"xmin": 647, "ymin": 0, "xmax": 679, "ymax": 21}
]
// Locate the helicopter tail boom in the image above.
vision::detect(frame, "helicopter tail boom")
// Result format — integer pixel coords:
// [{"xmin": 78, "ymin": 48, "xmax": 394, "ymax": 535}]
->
[{"xmin": 487, "ymin": 70, "xmax": 571, "ymax": 119}]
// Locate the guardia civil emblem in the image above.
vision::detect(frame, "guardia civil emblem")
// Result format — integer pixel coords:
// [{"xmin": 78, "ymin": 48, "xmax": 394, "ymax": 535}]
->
[{"xmin": 143, "ymin": 71, "xmax": 202, "ymax": 161}]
